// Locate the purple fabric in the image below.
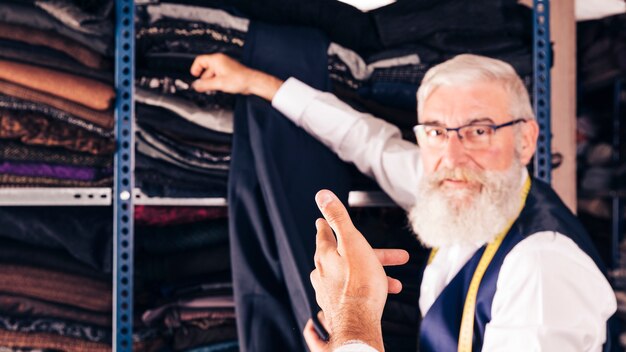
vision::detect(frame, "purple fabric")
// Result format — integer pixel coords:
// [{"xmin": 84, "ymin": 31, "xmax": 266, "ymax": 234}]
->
[{"xmin": 0, "ymin": 161, "xmax": 112, "ymax": 181}]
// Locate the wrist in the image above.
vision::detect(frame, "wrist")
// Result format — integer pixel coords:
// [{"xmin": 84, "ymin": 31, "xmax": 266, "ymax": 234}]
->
[
  {"xmin": 328, "ymin": 309, "xmax": 383, "ymax": 352},
  {"xmin": 247, "ymin": 70, "xmax": 283, "ymax": 101}
]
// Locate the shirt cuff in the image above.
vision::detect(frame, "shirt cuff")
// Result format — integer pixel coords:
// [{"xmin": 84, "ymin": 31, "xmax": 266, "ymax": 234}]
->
[
  {"xmin": 333, "ymin": 341, "xmax": 379, "ymax": 352},
  {"xmin": 271, "ymin": 77, "xmax": 321, "ymax": 126}
]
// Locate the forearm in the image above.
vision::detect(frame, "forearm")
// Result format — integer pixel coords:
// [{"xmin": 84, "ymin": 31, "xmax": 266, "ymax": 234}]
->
[{"xmin": 329, "ymin": 314, "xmax": 384, "ymax": 352}]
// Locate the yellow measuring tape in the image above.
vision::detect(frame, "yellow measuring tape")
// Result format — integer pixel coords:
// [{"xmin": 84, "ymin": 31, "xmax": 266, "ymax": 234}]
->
[{"xmin": 426, "ymin": 176, "xmax": 531, "ymax": 352}]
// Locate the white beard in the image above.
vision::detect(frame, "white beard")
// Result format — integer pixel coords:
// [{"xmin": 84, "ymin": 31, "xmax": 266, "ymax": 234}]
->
[{"xmin": 408, "ymin": 160, "xmax": 524, "ymax": 248}]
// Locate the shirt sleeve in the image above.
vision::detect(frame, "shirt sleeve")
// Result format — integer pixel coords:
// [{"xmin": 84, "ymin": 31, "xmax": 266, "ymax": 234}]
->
[
  {"xmin": 482, "ymin": 231, "xmax": 617, "ymax": 352},
  {"xmin": 333, "ymin": 341, "xmax": 380, "ymax": 352},
  {"xmin": 272, "ymin": 77, "xmax": 421, "ymax": 210}
]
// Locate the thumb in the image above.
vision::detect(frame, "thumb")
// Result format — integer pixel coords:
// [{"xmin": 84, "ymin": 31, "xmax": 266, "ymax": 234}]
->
[{"xmin": 315, "ymin": 190, "xmax": 357, "ymax": 253}]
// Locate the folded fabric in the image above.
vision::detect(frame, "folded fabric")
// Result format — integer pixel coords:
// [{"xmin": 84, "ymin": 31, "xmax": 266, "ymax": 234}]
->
[
  {"xmin": 0, "ymin": 174, "xmax": 113, "ymax": 188},
  {"xmin": 142, "ymin": 296, "xmax": 235, "ymax": 326},
  {"xmin": 0, "ymin": 293, "xmax": 111, "ymax": 327},
  {"xmin": 0, "ymin": 60, "xmax": 114, "ymax": 111},
  {"xmin": 0, "ymin": 141, "xmax": 112, "ymax": 168},
  {"xmin": 0, "ymin": 237, "xmax": 108, "ymax": 280},
  {"xmin": 135, "ymin": 88, "xmax": 234, "ymax": 134},
  {"xmin": 136, "ymin": 73, "xmax": 235, "ymax": 110},
  {"xmin": 136, "ymin": 243, "xmax": 231, "ymax": 283},
  {"xmin": 0, "ymin": 330, "xmax": 110, "ymax": 352},
  {"xmin": 0, "ymin": 207, "xmax": 112, "ymax": 272},
  {"xmin": 0, "ymin": 80, "xmax": 113, "ymax": 129},
  {"xmin": 136, "ymin": 103, "xmax": 231, "ymax": 143},
  {"xmin": 0, "ymin": 39, "xmax": 113, "ymax": 84},
  {"xmin": 0, "ymin": 108, "xmax": 114, "ymax": 155},
  {"xmin": 183, "ymin": 340, "xmax": 239, "ymax": 352},
  {"xmin": 0, "ymin": 22, "xmax": 109, "ymax": 70},
  {"xmin": 136, "ymin": 219, "xmax": 229, "ymax": 254},
  {"xmin": 134, "ymin": 206, "xmax": 227, "ymax": 227},
  {"xmin": 135, "ymin": 171, "xmax": 227, "ymax": 198},
  {"xmin": 0, "ymin": 315, "xmax": 110, "ymax": 343},
  {"xmin": 33, "ymin": 0, "xmax": 114, "ymax": 37},
  {"xmin": 0, "ymin": 264, "xmax": 111, "ymax": 312},
  {"xmin": 173, "ymin": 322, "xmax": 237, "ymax": 351},
  {"xmin": 0, "ymin": 2, "xmax": 113, "ymax": 56},
  {"xmin": 0, "ymin": 95, "xmax": 113, "ymax": 137},
  {"xmin": 136, "ymin": 127, "xmax": 229, "ymax": 175},
  {"xmin": 0, "ymin": 161, "xmax": 111, "ymax": 181},
  {"xmin": 139, "ymin": 3, "xmax": 248, "ymax": 32}
]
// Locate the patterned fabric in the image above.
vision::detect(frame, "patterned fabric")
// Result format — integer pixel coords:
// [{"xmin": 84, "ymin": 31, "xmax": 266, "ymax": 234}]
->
[
  {"xmin": 0, "ymin": 315, "xmax": 110, "ymax": 343},
  {"xmin": 0, "ymin": 95, "xmax": 112, "ymax": 137},
  {"xmin": 0, "ymin": 174, "xmax": 113, "ymax": 187},
  {"xmin": 0, "ymin": 330, "xmax": 110, "ymax": 352},
  {"xmin": 0, "ymin": 108, "xmax": 114, "ymax": 155},
  {"xmin": 0, "ymin": 141, "xmax": 112, "ymax": 167},
  {"xmin": 0, "ymin": 161, "xmax": 112, "ymax": 181}
]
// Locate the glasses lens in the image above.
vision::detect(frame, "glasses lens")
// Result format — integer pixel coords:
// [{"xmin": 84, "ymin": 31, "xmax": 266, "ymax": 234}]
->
[
  {"xmin": 418, "ymin": 125, "xmax": 447, "ymax": 147},
  {"xmin": 460, "ymin": 125, "xmax": 494, "ymax": 149}
]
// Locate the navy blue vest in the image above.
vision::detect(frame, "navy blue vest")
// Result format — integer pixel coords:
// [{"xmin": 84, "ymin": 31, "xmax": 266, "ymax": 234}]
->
[{"xmin": 419, "ymin": 179, "xmax": 613, "ymax": 351}]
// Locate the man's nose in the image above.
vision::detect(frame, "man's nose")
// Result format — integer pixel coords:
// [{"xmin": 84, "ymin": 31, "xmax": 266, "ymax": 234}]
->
[{"xmin": 440, "ymin": 132, "xmax": 469, "ymax": 168}]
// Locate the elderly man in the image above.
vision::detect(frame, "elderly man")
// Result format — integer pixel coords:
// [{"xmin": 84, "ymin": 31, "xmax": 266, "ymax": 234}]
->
[{"xmin": 191, "ymin": 53, "xmax": 616, "ymax": 351}]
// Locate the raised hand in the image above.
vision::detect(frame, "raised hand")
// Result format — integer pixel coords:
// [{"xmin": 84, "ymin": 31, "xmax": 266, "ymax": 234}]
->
[
  {"xmin": 309, "ymin": 189, "xmax": 409, "ymax": 352},
  {"xmin": 190, "ymin": 53, "xmax": 283, "ymax": 101}
]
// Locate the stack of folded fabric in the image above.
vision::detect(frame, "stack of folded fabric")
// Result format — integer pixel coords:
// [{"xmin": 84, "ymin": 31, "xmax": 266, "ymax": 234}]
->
[
  {"xmin": 0, "ymin": 0, "xmax": 115, "ymax": 188},
  {"xmin": 134, "ymin": 0, "xmax": 534, "ymax": 198},
  {"xmin": 0, "ymin": 206, "xmax": 165, "ymax": 351},
  {"xmin": 134, "ymin": 206, "xmax": 238, "ymax": 351}
]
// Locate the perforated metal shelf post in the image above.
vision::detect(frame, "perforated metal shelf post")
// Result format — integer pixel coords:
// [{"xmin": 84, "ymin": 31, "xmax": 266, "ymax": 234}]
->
[
  {"xmin": 533, "ymin": 0, "xmax": 552, "ymax": 183},
  {"xmin": 114, "ymin": 0, "xmax": 135, "ymax": 350}
]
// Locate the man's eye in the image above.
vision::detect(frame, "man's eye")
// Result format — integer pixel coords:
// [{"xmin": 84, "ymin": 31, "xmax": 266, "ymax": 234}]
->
[
  {"xmin": 467, "ymin": 126, "xmax": 491, "ymax": 137},
  {"xmin": 426, "ymin": 128, "xmax": 445, "ymax": 137}
]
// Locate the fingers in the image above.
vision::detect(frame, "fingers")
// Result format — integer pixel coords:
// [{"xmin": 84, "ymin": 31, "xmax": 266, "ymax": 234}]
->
[
  {"xmin": 303, "ymin": 318, "xmax": 328, "ymax": 352},
  {"xmin": 373, "ymin": 248, "xmax": 410, "ymax": 266},
  {"xmin": 314, "ymin": 190, "xmax": 357, "ymax": 251},
  {"xmin": 191, "ymin": 77, "xmax": 223, "ymax": 93},
  {"xmin": 190, "ymin": 54, "xmax": 214, "ymax": 77},
  {"xmin": 387, "ymin": 277, "xmax": 403, "ymax": 294},
  {"xmin": 314, "ymin": 218, "xmax": 337, "ymax": 269}
]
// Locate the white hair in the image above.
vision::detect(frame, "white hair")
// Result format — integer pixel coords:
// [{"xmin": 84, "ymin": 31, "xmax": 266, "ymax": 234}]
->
[{"xmin": 417, "ymin": 54, "xmax": 535, "ymax": 122}]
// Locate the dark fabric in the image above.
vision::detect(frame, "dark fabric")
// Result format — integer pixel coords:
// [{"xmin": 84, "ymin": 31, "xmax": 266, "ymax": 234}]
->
[
  {"xmin": 136, "ymin": 19, "xmax": 244, "ymax": 59},
  {"xmin": 136, "ymin": 103, "xmax": 231, "ymax": 144},
  {"xmin": 136, "ymin": 243, "xmax": 231, "ymax": 283},
  {"xmin": 173, "ymin": 322, "xmax": 237, "ymax": 351},
  {"xmin": 0, "ymin": 95, "xmax": 113, "ymax": 138},
  {"xmin": 134, "ymin": 206, "xmax": 228, "ymax": 226},
  {"xmin": 183, "ymin": 339, "xmax": 239, "ymax": 352},
  {"xmin": 0, "ymin": 293, "xmax": 111, "ymax": 327},
  {"xmin": 32, "ymin": 0, "xmax": 113, "ymax": 37},
  {"xmin": 135, "ymin": 154, "xmax": 228, "ymax": 199},
  {"xmin": 0, "ymin": 237, "xmax": 108, "ymax": 280},
  {"xmin": 229, "ymin": 22, "xmax": 351, "ymax": 351},
  {"xmin": 578, "ymin": 14, "xmax": 626, "ymax": 90},
  {"xmin": 0, "ymin": 140, "xmax": 112, "ymax": 168},
  {"xmin": 0, "ymin": 2, "xmax": 113, "ymax": 56},
  {"xmin": 136, "ymin": 219, "xmax": 229, "ymax": 254},
  {"xmin": 0, "ymin": 206, "xmax": 112, "ymax": 272},
  {"xmin": 419, "ymin": 179, "xmax": 614, "ymax": 351}
]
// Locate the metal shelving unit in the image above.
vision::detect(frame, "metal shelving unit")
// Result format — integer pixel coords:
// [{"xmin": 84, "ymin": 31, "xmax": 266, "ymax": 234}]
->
[{"xmin": 0, "ymin": 0, "xmax": 553, "ymax": 347}]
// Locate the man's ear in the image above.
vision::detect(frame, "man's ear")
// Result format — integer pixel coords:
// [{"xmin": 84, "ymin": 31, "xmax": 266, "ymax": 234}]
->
[{"xmin": 519, "ymin": 119, "xmax": 539, "ymax": 165}]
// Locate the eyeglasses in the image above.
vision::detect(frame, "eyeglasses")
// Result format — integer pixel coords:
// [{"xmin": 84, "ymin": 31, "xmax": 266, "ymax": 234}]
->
[{"xmin": 413, "ymin": 118, "xmax": 527, "ymax": 150}]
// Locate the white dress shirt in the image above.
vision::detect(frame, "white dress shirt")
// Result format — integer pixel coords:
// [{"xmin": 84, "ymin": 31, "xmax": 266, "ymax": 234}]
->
[{"xmin": 272, "ymin": 78, "xmax": 617, "ymax": 351}]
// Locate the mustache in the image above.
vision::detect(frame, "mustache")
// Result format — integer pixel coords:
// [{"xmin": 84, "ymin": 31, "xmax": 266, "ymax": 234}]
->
[{"xmin": 427, "ymin": 167, "xmax": 488, "ymax": 185}]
